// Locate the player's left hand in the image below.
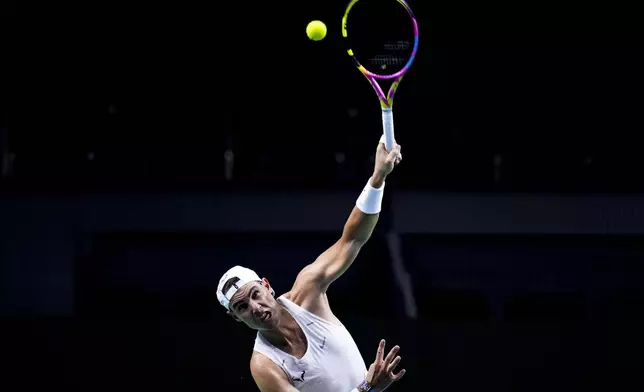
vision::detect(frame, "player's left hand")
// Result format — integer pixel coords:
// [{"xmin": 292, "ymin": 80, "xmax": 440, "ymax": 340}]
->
[
  {"xmin": 365, "ymin": 339, "xmax": 406, "ymax": 392},
  {"xmin": 373, "ymin": 136, "xmax": 402, "ymax": 179}
]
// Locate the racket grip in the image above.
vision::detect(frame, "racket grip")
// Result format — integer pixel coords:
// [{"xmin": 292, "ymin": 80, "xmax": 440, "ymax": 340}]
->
[{"xmin": 381, "ymin": 108, "xmax": 395, "ymax": 151}]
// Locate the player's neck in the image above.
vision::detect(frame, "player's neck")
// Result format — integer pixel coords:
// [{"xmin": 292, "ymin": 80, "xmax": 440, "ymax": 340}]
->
[{"xmin": 261, "ymin": 304, "xmax": 304, "ymax": 348}]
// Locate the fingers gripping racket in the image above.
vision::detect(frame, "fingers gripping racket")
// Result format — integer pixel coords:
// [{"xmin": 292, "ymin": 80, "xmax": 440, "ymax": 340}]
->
[{"xmin": 342, "ymin": 0, "xmax": 419, "ymax": 151}]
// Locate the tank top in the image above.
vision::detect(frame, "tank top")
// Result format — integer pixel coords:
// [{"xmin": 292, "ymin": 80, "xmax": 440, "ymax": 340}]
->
[{"xmin": 253, "ymin": 296, "xmax": 367, "ymax": 392}]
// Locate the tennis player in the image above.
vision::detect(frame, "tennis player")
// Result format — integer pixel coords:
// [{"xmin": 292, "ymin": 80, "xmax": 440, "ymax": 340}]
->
[{"xmin": 217, "ymin": 136, "xmax": 404, "ymax": 392}]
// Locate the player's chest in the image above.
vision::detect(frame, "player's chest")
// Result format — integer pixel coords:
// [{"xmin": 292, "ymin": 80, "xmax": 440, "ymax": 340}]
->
[
  {"xmin": 280, "ymin": 332, "xmax": 352, "ymax": 385},
  {"xmin": 281, "ymin": 357, "xmax": 348, "ymax": 391}
]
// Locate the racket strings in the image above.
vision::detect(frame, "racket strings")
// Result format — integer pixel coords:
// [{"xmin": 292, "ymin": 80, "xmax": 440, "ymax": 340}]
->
[{"xmin": 346, "ymin": 0, "xmax": 414, "ymax": 74}]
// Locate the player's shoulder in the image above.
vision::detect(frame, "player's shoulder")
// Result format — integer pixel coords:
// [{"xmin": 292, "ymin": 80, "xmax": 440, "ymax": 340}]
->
[
  {"xmin": 281, "ymin": 291, "xmax": 293, "ymax": 301},
  {"xmin": 250, "ymin": 351, "xmax": 282, "ymax": 378},
  {"xmin": 251, "ymin": 351, "xmax": 294, "ymax": 391},
  {"xmin": 250, "ymin": 350, "xmax": 269, "ymax": 369},
  {"xmin": 281, "ymin": 289, "xmax": 308, "ymax": 308},
  {"xmin": 286, "ymin": 267, "xmax": 327, "ymax": 303}
]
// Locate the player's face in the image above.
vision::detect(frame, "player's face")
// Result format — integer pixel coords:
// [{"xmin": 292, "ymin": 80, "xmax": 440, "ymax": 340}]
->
[{"xmin": 229, "ymin": 280, "xmax": 278, "ymax": 330}]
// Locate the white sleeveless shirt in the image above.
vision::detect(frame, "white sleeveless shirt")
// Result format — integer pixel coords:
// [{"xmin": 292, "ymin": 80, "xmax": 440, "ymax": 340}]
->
[{"xmin": 253, "ymin": 296, "xmax": 367, "ymax": 392}]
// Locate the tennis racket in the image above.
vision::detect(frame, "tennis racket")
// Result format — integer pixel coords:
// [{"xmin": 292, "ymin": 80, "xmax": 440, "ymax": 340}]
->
[{"xmin": 342, "ymin": 0, "xmax": 419, "ymax": 151}]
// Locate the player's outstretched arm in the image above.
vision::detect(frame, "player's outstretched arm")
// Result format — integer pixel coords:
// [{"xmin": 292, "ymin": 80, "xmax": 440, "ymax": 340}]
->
[{"xmin": 294, "ymin": 137, "xmax": 402, "ymax": 293}]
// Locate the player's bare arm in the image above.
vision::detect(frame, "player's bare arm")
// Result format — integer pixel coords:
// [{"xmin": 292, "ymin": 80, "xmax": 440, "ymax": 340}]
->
[
  {"xmin": 288, "ymin": 138, "xmax": 402, "ymax": 312},
  {"xmin": 251, "ymin": 353, "xmax": 299, "ymax": 392}
]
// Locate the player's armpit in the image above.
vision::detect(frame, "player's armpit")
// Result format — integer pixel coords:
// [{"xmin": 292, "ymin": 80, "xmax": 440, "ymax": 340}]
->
[{"xmin": 250, "ymin": 353, "xmax": 300, "ymax": 392}]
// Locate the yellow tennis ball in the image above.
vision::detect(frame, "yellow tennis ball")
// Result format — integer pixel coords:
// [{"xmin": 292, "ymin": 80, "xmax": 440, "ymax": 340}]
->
[{"xmin": 306, "ymin": 20, "xmax": 327, "ymax": 41}]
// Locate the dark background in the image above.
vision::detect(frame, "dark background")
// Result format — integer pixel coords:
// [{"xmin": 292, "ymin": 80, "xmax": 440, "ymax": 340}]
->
[
  {"xmin": 5, "ymin": 0, "xmax": 643, "ymax": 192},
  {"xmin": 3, "ymin": 0, "xmax": 644, "ymax": 391}
]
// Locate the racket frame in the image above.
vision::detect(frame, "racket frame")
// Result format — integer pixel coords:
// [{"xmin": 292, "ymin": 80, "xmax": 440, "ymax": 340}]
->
[{"xmin": 342, "ymin": 0, "xmax": 419, "ymax": 151}]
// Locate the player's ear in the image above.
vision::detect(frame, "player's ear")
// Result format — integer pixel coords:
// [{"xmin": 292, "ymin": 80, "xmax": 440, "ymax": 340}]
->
[
  {"xmin": 262, "ymin": 278, "xmax": 275, "ymax": 297},
  {"xmin": 227, "ymin": 310, "xmax": 242, "ymax": 322}
]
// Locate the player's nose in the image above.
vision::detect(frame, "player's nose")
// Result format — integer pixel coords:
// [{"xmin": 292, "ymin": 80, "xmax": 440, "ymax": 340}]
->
[{"xmin": 250, "ymin": 303, "xmax": 263, "ymax": 316}]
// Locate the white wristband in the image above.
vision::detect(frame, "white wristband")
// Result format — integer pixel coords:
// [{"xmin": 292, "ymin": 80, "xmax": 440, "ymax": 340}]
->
[{"xmin": 356, "ymin": 177, "xmax": 384, "ymax": 214}]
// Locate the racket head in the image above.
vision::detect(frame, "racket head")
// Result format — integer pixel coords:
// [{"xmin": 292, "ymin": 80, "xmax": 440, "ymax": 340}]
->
[{"xmin": 342, "ymin": 0, "xmax": 419, "ymax": 81}]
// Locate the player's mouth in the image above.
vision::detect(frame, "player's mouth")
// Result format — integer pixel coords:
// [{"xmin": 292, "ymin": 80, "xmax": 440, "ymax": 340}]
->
[{"xmin": 260, "ymin": 311, "xmax": 271, "ymax": 322}]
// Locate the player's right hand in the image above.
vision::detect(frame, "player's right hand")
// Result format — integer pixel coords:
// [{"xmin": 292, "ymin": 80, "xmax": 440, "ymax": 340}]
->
[
  {"xmin": 373, "ymin": 139, "xmax": 402, "ymax": 179},
  {"xmin": 365, "ymin": 339, "xmax": 406, "ymax": 391}
]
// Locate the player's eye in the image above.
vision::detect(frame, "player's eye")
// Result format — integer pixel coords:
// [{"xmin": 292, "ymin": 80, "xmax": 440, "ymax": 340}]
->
[{"xmin": 251, "ymin": 291, "xmax": 258, "ymax": 299}]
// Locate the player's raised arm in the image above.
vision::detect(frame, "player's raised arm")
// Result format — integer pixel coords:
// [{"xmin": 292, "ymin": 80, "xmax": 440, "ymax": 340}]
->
[{"xmin": 295, "ymin": 137, "xmax": 402, "ymax": 293}]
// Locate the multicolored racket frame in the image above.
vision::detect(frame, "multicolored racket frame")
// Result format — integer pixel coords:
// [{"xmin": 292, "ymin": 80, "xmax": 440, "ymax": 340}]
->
[{"xmin": 342, "ymin": 0, "xmax": 419, "ymax": 151}]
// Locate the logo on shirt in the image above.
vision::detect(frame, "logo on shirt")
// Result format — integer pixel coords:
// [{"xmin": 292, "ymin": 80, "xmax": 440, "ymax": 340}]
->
[{"xmin": 292, "ymin": 370, "xmax": 306, "ymax": 383}]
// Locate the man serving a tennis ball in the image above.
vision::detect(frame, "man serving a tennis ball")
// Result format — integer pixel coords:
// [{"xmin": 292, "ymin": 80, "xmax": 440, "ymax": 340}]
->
[{"xmin": 217, "ymin": 136, "xmax": 404, "ymax": 392}]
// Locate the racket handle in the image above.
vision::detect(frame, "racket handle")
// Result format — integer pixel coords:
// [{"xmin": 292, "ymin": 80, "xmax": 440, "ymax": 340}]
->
[{"xmin": 381, "ymin": 108, "xmax": 395, "ymax": 151}]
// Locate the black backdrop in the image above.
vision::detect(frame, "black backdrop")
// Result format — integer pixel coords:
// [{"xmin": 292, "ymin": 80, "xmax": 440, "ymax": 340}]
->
[{"xmin": 6, "ymin": 0, "xmax": 644, "ymax": 192}]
